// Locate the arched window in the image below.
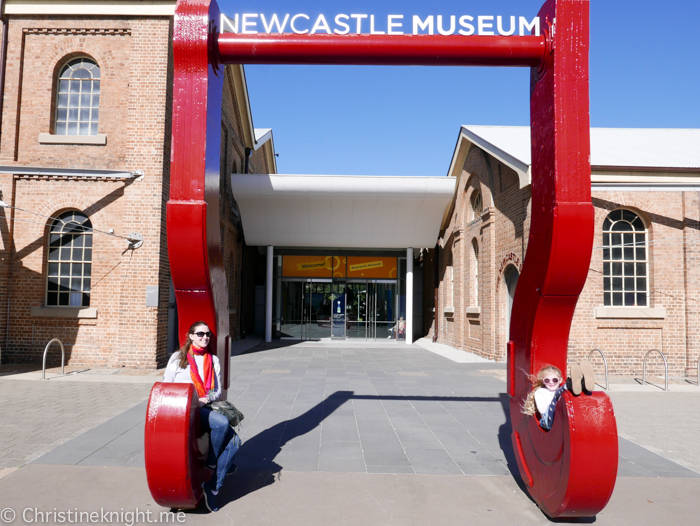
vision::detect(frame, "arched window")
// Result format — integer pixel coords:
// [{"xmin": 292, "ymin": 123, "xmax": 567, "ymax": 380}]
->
[
  {"xmin": 55, "ymin": 57, "xmax": 101, "ymax": 135},
  {"xmin": 46, "ymin": 211, "xmax": 93, "ymax": 307},
  {"xmin": 470, "ymin": 239, "xmax": 479, "ymax": 306},
  {"xmin": 602, "ymin": 209, "xmax": 647, "ymax": 307},
  {"xmin": 470, "ymin": 190, "xmax": 483, "ymax": 221}
]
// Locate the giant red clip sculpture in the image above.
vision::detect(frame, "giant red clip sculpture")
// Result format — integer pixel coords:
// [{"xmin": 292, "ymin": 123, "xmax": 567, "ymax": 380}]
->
[{"xmin": 146, "ymin": 0, "xmax": 618, "ymax": 515}]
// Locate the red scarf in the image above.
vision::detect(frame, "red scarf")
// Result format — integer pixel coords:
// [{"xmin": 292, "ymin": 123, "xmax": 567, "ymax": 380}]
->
[{"xmin": 187, "ymin": 344, "xmax": 215, "ymax": 398}]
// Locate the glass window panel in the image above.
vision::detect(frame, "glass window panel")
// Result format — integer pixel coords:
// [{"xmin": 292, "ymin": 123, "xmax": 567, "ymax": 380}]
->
[
  {"xmin": 637, "ymin": 293, "xmax": 647, "ymax": 306},
  {"xmin": 612, "ymin": 277, "xmax": 622, "ymax": 291},
  {"xmin": 58, "ymin": 293, "xmax": 69, "ymax": 306},
  {"xmin": 623, "ymin": 262, "xmax": 634, "ymax": 275},
  {"xmin": 71, "ymin": 278, "xmax": 82, "ymax": 291},
  {"xmin": 623, "ymin": 233, "xmax": 633, "ymax": 246},
  {"xmin": 79, "ymin": 122, "xmax": 90, "ymax": 135},
  {"xmin": 637, "ymin": 278, "xmax": 647, "ymax": 290},
  {"xmin": 93, "ymin": 82, "xmax": 100, "ymax": 93},
  {"xmin": 49, "ymin": 247, "xmax": 59, "ymax": 260},
  {"xmin": 604, "ymin": 292, "xmax": 611, "ymax": 306},
  {"xmin": 58, "ymin": 79, "xmax": 69, "ymax": 93},
  {"xmin": 48, "ymin": 263, "xmax": 59, "ymax": 276},
  {"xmin": 636, "ymin": 247, "xmax": 645, "ymax": 260},
  {"xmin": 84, "ymin": 235, "xmax": 92, "ymax": 248},
  {"xmin": 68, "ymin": 108, "xmax": 78, "ymax": 120},
  {"xmin": 47, "ymin": 278, "xmax": 58, "ymax": 291},
  {"xmin": 82, "ymin": 294, "xmax": 90, "ymax": 307},
  {"xmin": 60, "ymin": 264, "xmax": 70, "ymax": 277},
  {"xmin": 624, "ymin": 247, "xmax": 633, "ymax": 260},
  {"xmin": 611, "ymin": 210, "xmax": 622, "ymax": 221},
  {"xmin": 83, "ymin": 278, "xmax": 91, "ymax": 292},
  {"xmin": 622, "ymin": 210, "xmax": 637, "ymax": 222},
  {"xmin": 612, "ymin": 292, "xmax": 622, "ymax": 306},
  {"xmin": 611, "ymin": 233, "xmax": 621, "ymax": 246},
  {"xmin": 617, "ymin": 222, "xmax": 633, "ymax": 232},
  {"xmin": 603, "ymin": 277, "xmax": 610, "ymax": 291},
  {"xmin": 90, "ymin": 123, "xmax": 98, "ymax": 135},
  {"xmin": 71, "ymin": 263, "xmax": 82, "ymax": 276},
  {"xmin": 79, "ymin": 108, "xmax": 90, "ymax": 121},
  {"xmin": 67, "ymin": 122, "xmax": 77, "ymax": 134},
  {"xmin": 624, "ymin": 292, "xmax": 635, "ymax": 306},
  {"xmin": 69, "ymin": 292, "xmax": 82, "ymax": 306},
  {"xmin": 56, "ymin": 108, "xmax": 67, "ymax": 120},
  {"xmin": 603, "ymin": 218, "xmax": 611, "ymax": 231},
  {"xmin": 57, "ymin": 94, "xmax": 68, "ymax": 106},
  {"xmin": 612, "ymin": 247, "xmax": 622, "ymax": 260},
  {"xmin": 72, "ymin": 68, "xmax": 91, "ymax": 79},
  {"xmin": 635, "ymin": 233, "xmax": 645, "ymax": 244},
  {"xmin": 59, "ymin": 277, "xmax": 69, "ymax": 289},
  {"xmin": 80, "ymin": 94, "xmax": 91, "ymax": 107},
  {"xmin": 612, "ymin": 262, "xmax": 622, "ymax": 276},
  {"xmin": 636, "ymin": 263, "xmax": 646, "ymax": 276},
  {"xmin": 69, "ymin": 94, "xmax": 79, "ymax": 106},
  {"xmin": 84, "ymin": 263, "xmax": 91, "ymax": 277},
  {"xmin": 603, "ymin": 262, "xmax": 611, "ymax": 277},
  {"xmin": 602, "ymin": 233, "xmax": 610, "ymax": 245},
  {"xmin": 602, "ymin": 248, "xmax": 610, "ymax": 260},
  {"xmin": 73, "ymin": 235, "xmax": 84, "ymax": 248},
  {"xmin": 55, "ymin": 122, "xmax": 67, "ymax": 135},
  {"xmin": 91, "ymin": 108, "xmax": 99, "ymax": 121},
  {"xmin": 47, "ymin": 292, "xmax": 58, "ymax": 305},
  {"xmin": 92, "ymin": 94, "xmax": 100, "ymax": 106},
  {"xmin": 59, "ymin": 247, "xmax": 70, "ymax": 260},
  {"xmin": 50, "ymin": 233, "xmax": 61, "ymax": 244},
  {"xmin": 84, "ymin": 248, "xmax": 92, "ymax": 260},
  {"xmin": 624, "ymin": 277, "xmax": 634, "ymax": 290},
  {"xmin": 69, "ymin": 80, "xmax": 81, "ymax": 93}
]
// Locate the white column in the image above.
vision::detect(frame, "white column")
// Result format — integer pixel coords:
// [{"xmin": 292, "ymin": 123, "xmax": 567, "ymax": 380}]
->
[
  {"xmin": 406, "ymin": 247, "xmax": 414, "ymax": 344},
  {"xmin": 265, "ymin": 245, "xmax": 273, "ymax": 343}
]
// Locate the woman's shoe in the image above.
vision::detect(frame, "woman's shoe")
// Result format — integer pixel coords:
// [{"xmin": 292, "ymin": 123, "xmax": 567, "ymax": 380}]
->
[{"xmin": 201, "ymin": 482, "xmax": 219, "ymax": 512}]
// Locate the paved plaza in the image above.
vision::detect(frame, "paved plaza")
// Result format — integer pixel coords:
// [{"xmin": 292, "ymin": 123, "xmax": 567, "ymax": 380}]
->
[{"xmin": 1, "ymin": 339, "xmax": 699, "ymax": 524}]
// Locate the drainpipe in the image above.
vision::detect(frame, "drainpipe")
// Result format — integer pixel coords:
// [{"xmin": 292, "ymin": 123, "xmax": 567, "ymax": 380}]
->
[
  {"xmin": 0, "ymin": 0, "xmax": 9, "ymax": 143},
  {"xmin": 432, "ymin": 243, "xmax": 439, "ymax": 342}
]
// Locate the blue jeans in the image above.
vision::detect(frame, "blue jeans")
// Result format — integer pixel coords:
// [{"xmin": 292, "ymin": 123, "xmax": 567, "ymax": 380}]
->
[
  {"xmin": 539, "ymin": 385, "xmax": 567, "ymax": 430},
  {"xmin": 200, "ymin": 407, "xmax": 242, "ymax": 491}
]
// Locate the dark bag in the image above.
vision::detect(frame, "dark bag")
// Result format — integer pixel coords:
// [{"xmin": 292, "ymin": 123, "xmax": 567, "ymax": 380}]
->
[{"xmin": 208, "ymin": 400, "xmax": 245, "ymax": 428}]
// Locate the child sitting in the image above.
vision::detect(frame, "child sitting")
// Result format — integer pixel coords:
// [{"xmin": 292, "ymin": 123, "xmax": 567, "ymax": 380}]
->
[{"xmin": 522, "ymin": 362, "xmax": 595, "ymax": 430}]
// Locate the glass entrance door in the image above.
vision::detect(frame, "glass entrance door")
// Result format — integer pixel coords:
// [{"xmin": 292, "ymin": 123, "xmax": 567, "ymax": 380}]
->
[
  {"xmin": 346, "ymin": 280, "xmax": 398, "ymax": 340},
  {"xmin": 331, "ymin": 282, "xmax": 346, "ymax": 339},
  {"xmin": 280, "ymin": 279, "xmax": 332, "ymax": 340}
]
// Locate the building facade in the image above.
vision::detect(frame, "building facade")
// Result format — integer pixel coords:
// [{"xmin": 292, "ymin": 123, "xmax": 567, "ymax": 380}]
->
[
  {"xmin": 428, "ymin": 126, "xmax": 700, "ymax": 377},
  {"xmin": 0, "ymin": 0, "xmax": 274, "ymax": 368}
]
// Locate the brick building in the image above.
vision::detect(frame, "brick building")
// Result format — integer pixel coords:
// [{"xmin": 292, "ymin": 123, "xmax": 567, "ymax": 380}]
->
[
  {"xmin": 0, "ymin": 0, "xmax": 275, "ymax": 368},
  {"xmin": 427, "ymin": 126, "xmax": 700, "ymax": 378}
]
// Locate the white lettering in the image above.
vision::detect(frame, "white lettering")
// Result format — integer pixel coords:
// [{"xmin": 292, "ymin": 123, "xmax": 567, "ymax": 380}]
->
[
  {"xmin": 241, "ymin": 13, "xmax": 258, "ymax": 35},
  {"xmin": 261, "ymin": 13, "xmax": 289, "ymax": 34},
  {"xmin": 437, "ymin": 15, "xmax": 455, "ymax": 36},
  {"xmin": 519, "ymin": 16, "xmax": 540, "ymax": 36},
  {"xmin": 311, "ymin": 14, "xmax": 331, "ymax": 34},
  {"xmin": 497, "ymin": 16, "xmax": 516, "ymax": 36},
  {"xmin": 370, "ymin": 15, "xmax": 385, "ymax": 35},
  {"xmin": 412, "ymin": 15, "xmax": 434, "ymax": 35},
  {"xmin": 220, "ymin": 13, "xmax": 238, "ymax": 34},
  {"xmin": 478, "ymin": 15, "xmax": 494, "ymax": 36},
  {"xmin": 350, "ymin": 14, "xmax": 368, "ymax": 33},
  {"xmin": 458, "ymin": 15, "xmax": 474, "ymax": 35},
  {"xmin": 291, "ymin": 13, "xmax": 309, "ymax": 34},
  {"xmin": 334, "ymin": 14, "xmax": 350, "ymax": 34},
  {"xmin": 387, "ymin": 15, "xmax": 403, "ymax": 35}
]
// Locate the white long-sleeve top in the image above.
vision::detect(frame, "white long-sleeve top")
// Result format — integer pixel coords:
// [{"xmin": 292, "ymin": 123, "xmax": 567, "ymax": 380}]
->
[
  {"xmin": 534, "ymin": 387, "xmax": 556, "ymax": 415},
  {"xmin": 163, "ymin": 351, "xmax": 222, "ymax": 402}
]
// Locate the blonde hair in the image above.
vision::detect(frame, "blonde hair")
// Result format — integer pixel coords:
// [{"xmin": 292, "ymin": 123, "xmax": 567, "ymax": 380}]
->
[{"xmin": 521, "ymin": 365, "xmax": 563, "ymax": 416}]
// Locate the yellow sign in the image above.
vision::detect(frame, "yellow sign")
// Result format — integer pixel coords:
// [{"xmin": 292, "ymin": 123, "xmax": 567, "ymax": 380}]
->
[
  {"xmin": 347, "ymin": 257, "xmax": 397, "ymax": 278},
  {"xmin": 349, "ymin": 260, "xmax": 384, "ymax": 272}
]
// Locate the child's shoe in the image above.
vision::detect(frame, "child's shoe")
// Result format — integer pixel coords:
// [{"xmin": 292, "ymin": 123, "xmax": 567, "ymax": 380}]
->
[
  {"xmin": 568, "ymin": 363, "xmax": 583, "ymax": 395},
  {"xmin": 580, "ymin": 360, "xmax": 596, "ymax": 393}
]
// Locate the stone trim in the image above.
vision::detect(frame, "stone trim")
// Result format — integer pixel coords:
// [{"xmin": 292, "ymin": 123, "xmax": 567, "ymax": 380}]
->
[
  {"xmin": 594, "ymin": 307, "xmax": 666, "ymax": 319},
  {"xmin": 38, "ymin": 133, "xmax": 107, "ymax": 145},
  {"xmin": 31, "ymin": 307, "xmax": 98, "ymax": 319},
  {"xmin": 444, "ymin": 306, "xmax": 455, "ymax": 317},
  {"xmin": 466, "ymin": 306, "xmax": 481, "ymax": 316},
  {"xmin": 23, "ymin": 28, "xmax": 131, "ymax": 36}
]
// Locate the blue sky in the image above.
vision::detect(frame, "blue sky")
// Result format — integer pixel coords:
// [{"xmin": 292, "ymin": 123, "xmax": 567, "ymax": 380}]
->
[{"xmin": 218, "ymin": 0, "xmax": 700, "ymax": 176}]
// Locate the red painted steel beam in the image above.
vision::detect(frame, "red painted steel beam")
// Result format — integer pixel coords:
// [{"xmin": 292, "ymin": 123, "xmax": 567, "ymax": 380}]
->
[{"xmin": 217, "ymin": 33, "xmax": 547, "ymax": 67}]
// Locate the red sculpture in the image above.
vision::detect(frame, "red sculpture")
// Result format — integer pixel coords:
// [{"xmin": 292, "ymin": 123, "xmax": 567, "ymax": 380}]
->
[{"xmin": 148, "ymin": 0, "xmax": 618, "ymax": 516}]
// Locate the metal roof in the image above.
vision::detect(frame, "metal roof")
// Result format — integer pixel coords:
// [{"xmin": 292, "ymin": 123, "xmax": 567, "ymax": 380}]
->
[
  {"xmin": 460, "ymin": 125, "xmax": 700, "ymax": 170},
  {"xmin": 231, "ymin": 174, "xmax": 456, "ymax": 249}
]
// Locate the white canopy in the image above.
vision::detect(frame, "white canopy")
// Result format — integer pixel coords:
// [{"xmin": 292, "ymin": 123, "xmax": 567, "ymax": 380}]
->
[{"xmin": 231, "ymin": 174, "xmax": 456, "ymax": 248}]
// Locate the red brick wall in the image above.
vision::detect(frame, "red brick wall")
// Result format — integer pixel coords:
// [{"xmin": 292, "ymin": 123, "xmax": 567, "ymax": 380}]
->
[{"xmin": 430, "ymin": 144, "xmax": 699, "ymax": 377}]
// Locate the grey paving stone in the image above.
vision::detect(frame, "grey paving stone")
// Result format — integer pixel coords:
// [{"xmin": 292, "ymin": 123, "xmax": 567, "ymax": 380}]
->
[
  {"xmin": 320, "ymin": 441, "xmax": 363, "ymax": 459},
  {"xmin": 319, "ymin": 457, "xmax": 366, "ymax": 473}
]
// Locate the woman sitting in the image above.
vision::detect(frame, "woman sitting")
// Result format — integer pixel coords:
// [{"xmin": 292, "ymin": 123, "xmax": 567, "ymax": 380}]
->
[{"xmin": 163, "ymin": 320, "xmax": 240, "ymax": 512}]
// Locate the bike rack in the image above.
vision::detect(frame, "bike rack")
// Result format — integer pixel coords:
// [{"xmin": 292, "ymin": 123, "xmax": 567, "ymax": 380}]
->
[
  {"xmin": 588, "ymin": 348, "xmax": 609, "ymax": 390},
  {"xmin": 642, "ymin": 349, "xmax": 668, "ymax": 391},
  {"xmin": 42, "ymin": 338, "xmax": 65, "ymax": 380}
]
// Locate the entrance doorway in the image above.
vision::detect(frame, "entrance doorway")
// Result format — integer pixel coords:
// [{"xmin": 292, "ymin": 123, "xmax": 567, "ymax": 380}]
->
[{"xmin": 279, "ymin": 279, "xmax": 400, "ymax": 340}]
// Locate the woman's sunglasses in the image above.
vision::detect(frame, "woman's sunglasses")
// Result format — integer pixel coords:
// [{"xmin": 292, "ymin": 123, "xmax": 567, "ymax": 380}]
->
[
  {"xmin": 543, "ymin": 377, "xmax": 560, "ymax": 385},
  {"xmin": 194, "ymin": 331, "xmax": 212, "ymax": 338}
]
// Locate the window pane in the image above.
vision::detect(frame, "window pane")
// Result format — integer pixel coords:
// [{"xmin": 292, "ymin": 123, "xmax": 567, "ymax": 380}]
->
[
  {"xmin": 612, "ymin": 247, "xmax": 622, "ymax": 260},
  {"xmin": 83, "ymin": 278, "xmax": 91, "ymax": 292},
  {"xmin": 603, "ymin": 218, "xmax": 611, "ymax": 231},
  {"xmin": 636, "ymin": 263, "xmax": 646, "ymax": 276},
  {"xmin": 71, "ymin": 263, "xmax": 82, "ymax": 276},
  {"xmin": 58, "ymin": 293, "xmax": 69, "ymax": 306},
  {"xmin": 79, "ymin": 108, "xmax": 90, "ymax": 121},
  {"xmin": 82, "ymin": 293, "xmax": 90, "ymax": 307},
  {"xmin": 59, "ymin": 264, "xmax": 70, "ymax": 277},
  {"xmin": 47, "ymin": 278, "xmax": 58, "ymax": 291},
  {"xmin": 603, "ymin": 277, "xmax": 610, "ymax": 291},
  {"xmin": 637, "ymin": 293, "xmax": 647, "ymax": 306},
  {"xmin": 611, "ymin": 233, "xmax": 621, "ymax": 246},
  {"xmin": 47, "ymin": 292, "xmax": 58, "ymax": 305},
  {"xmin": 624, "ymin": 292, "xmax": 635, "ymax": 306},
  {"xmin": 603, "ymin": 262, "xmax": 611, "ymax": 277},
  {"xmin": 624, "ymin": 277, "xmax": 634, "ymax": 290},
  {"xmin": 604, "ymin": 292, "xmax": 611, "ymax": 306},
  {"xmin": 84, "ymin": 235, "xmax": 92, "ymax": 248},
  {"xmin": 90, "ymin": 123, "xmax": 98, "ymax": 135},
  {"xmin": 59, "ymin": 277, "xmax": 70, "ymax": 291},
  {"xmin": 69, "ymin": 94, "xmax": 79, "ymax": 106},
  {"xmin": 84, "ymin": 248, "xmax": 92, "ymax": 260},
  {"xmin": 624, "ymin": 247, "xmax": 633, "ymax": 259},
  {"xmin": 80, "ymin": 94, "xmax": 91, "ymax": 107},
  {"xmin": 72, "ymin": 68, "xmax": 91, "ymax": 79},
  {"xmin": 57, "ymin": 94, "xmax": 68, "ymax": 106},
  {"xmin": 79, "ymin": 122, "xmax": 90, "ymax": 135},
  {"xmin": 67, "ymin": 122, "xmax": 77, "ymax": 134},
  {"xmin": 71, "ymin": 278, "xmax": 81, "ymax": 291},
  {"xmin": 92, "ymin": 94, "xmax": 100, "ymax": 106},
  {"xmin": 55, "ymin": 122, "xmax": 67, "ymax": 135},
  {"xmin": 611, "ymin": 210, "xmax": 622, "ymax": 221},
  {"xmin": 623, "ymin": 262, "xmax": 634, "ymax": 275},
  {"xmin": 617, "ymin": 222, "xmax": 633, "ymax": 232},
  {"xmin": 91, "ymin": 108, "xmax": 99, "ymax": 121},
  {"xmin": 84, "ymin": 263, "xmax": 91, "ymax": 277},
  {"xmin": 69, "ymin": 80, "xmax": 81, "ymax": 93},
  {"xmin": 612, "ymin": 277, "xmax": 622, "ymax": 291},
  {"xmin": 58, "ymin": 79, "xmax": 69, "ymax": 93},
  {"xmin": 612, "ymin": 292, "xmax": 622, "ymax": 306},
  {"xmin": 622, "ymin": 210, "xmax": 637, "ymax": 222},
  {"xmin": 68, "ymin": 108, "xmax": 78, "ymax": 120},
  {"xmin": 73, "ymin": 235, "xmax": 84, "ymax": 248},
  {"xmin": 49, "ymin": 247, "xmax": 60, "ymax": 260},
  {"xmin": 69, "ymin": 292, "xmax": 82, "ymax": 307},
  {"xmin": 48, "ymin": 263, "xmax": 59, "ymax": 276},
  {"xmin": 635, "ymin": 233, "xmax": 644, "ymax": 244},
  {"xmin": 613, "ymin": 263, "xmax": 622, "ymax": 276},
  {"xmin": 637, "ymin": 278, "xmax": 647, "ymax": 290},
  {"xmin": 602, "ymin": 248, "xmax": 610, "ymax": 260},
  {"xmin": 636, "ymin": 248, "xmax": 645, "ymax": 260},
  {"xmin": 56, "ymin": 108, "xmax": 67, "ymax": 121}
]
